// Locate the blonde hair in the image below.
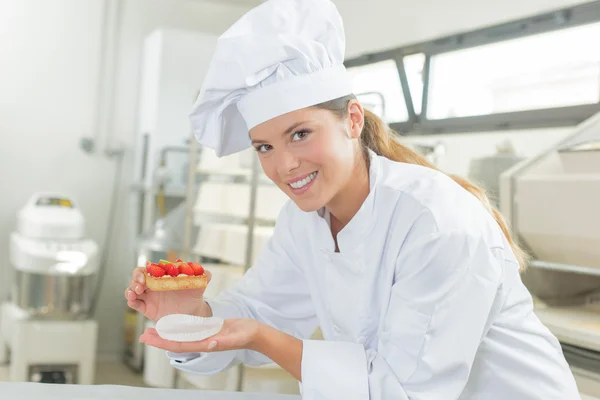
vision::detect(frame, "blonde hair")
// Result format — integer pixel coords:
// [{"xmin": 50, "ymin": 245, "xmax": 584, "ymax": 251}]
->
[{"xmin": 317, "ymin": 95, "xmax": 529, "ymax": 271}]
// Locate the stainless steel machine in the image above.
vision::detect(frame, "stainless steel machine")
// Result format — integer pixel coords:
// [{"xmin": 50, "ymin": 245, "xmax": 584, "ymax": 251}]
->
[
  {"xmin": 499, "ymin": 111, "xmax": 600, "ymax": 396},
  {"xmin": 468, "ymin": 140, "xmax": 524, "ymax": 207},
  {"xmin": 0, "ymin": 193, "xmax": 99, "ymax": 384}
]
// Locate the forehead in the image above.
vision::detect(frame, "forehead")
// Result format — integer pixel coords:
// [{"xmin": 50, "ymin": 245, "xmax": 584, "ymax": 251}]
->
[{"xmin": 249, "ymin": 107, "xmax": 329, "ymax": 139}]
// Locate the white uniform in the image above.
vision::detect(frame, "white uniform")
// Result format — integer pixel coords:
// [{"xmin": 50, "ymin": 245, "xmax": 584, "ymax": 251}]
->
[{"xmin": 169, "ymin": 151, "xmax": 580, "ymax": 399}]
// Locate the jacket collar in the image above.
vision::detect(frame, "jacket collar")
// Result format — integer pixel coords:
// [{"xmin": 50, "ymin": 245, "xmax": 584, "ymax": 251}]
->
[{"xmin": 315, "ymin": 148, "xmax": 380, "ymax": 254}]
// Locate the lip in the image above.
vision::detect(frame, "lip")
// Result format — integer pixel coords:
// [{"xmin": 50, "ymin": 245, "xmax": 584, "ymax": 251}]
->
[
  {"xmin": 287, "ymin": 171, "xmax": 318, "ymax": 195},
  {"xmin": 286, "ymin": 172, "xmax": 316, "ymax": 185}
]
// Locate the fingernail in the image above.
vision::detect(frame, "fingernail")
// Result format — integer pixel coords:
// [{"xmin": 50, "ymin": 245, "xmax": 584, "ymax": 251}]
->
[
  {"xmin": 135, "ymin": 285, "xmax": 140, "ymax": 292},
  {"xmin": 208, "ymin": 341, "xmax": 217, "ymax": 350},
  {"xmin": 127, "ymin": 290, "xmax": 133, "ymax": 299},
  {"xmin": 137, "ymin": 275, "xmax": 144, "ymax": 284}
]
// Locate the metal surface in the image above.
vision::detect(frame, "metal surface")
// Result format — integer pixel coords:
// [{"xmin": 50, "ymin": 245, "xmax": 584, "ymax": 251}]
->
[
  {"xmin": 468, "ymin": 153, "xmax": 524, "ymax": 206},
  {"xmin": 500, "ymin": 111, "xmax": 600, "ymax": 302},
  {"xmin": 395, "ymin": 55, "xmax": 417, "ymax": 125},
  {"xmin": 243, "ymin": 154, "xmax": 260, "ymax": 274},
  {"xmin": 0, "ymin": 382, "xmax": 300, "ymax": 400},
  {"xmin": 235, "ymin": 153, "xmax": 261, "ymax": 392},
  {"xmin": 125, "ymin": 204, "xmax": 189, "ymax": 371},
  {"xmin": 123, "ymin": 232, "xmax": 184, "ymax": 372},
  {"xmin": 183, "ymin": 136, "xmax": 200, "ymax": 261},
  {"xmin": 523, "ymin": 263, "xmax": 600, "ymax": 305},
  {"xmin": 12, "ymin": 270, "xmax": 96, "ymax": 320},
  {"xmin": 419, "ymin": 54, "xmax": 431, "ymax": 123},
  {"xmin": 530, "ymin": 260, "xmax": 600, "ymax": 277},
  {"xmin": 419, "ymin": 104, "xmax": 600, "ymax": 134},
  {"xmin": 505, "ymin": 110, "xmax": 600, "ymax": 248},
  {"xmin": 122, "ymin": 307, "xmax": 146, "ymax": 372},
  {"xmin": 137, "ymin": 133, "xmax": 150, "ymax": 236}
]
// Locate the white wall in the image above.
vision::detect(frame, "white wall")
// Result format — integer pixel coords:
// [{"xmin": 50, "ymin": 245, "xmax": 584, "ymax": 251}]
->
[
  {"xmin": 336, "ymin": 0, "xmax": 592, "ymax": 57},
  {"xmin": 0, "ymin": 0, "xmax": 252, "ymax": 359},
  {"xmin": 0, "ymin": 0, "xmax": 106, "ymax": 299}
]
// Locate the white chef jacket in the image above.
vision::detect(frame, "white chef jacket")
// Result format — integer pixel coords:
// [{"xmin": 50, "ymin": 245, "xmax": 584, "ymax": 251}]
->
[{"xmin": 169, "ymin": 151, "xmax": 580, "ymax": 399}]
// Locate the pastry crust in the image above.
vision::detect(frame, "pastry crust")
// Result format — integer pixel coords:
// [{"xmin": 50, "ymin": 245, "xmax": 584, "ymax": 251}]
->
[{"xmin": 145, "ymin": 273, "xmax": 207, "ymax": 291}]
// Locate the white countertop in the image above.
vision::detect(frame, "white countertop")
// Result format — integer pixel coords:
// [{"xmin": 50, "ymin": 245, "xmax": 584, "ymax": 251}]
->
[{"xmin": 0, "ymin": 382, "xmax": 301, "ymax": 399}]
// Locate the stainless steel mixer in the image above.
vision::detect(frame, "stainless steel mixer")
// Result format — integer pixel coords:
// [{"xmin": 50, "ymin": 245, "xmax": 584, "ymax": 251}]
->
[
  {"xmin": 0, "ymin": 193, "xmax": 100, "ymax": 384},
  {"xmin": 8, "ymin": 194, "xmax": 99, "ymax": 320}
]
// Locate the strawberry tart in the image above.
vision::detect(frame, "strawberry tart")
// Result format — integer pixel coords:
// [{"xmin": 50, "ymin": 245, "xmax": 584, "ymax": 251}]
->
[{"xmin": 145, "ymin": 259, "xmax": 207, "ymax": 291}]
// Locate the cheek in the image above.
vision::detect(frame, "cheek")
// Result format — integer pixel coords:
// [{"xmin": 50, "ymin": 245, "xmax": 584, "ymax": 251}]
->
[
  {"xmin": 288, "ymin": 137, "xmax": 328, "ymax": 169},
  {"xmin": 258, "ymin": 156, "xmax": 278, "ymax": 182},
  {"xmin": 319, "ymin": 131, "xmax": 355, "ymax": 172}
]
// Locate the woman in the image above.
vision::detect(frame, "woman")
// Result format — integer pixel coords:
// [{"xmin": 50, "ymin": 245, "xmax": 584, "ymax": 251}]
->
[{"xmin": 125, "ymin": 0, "xmax": 580, "ymax": 398}]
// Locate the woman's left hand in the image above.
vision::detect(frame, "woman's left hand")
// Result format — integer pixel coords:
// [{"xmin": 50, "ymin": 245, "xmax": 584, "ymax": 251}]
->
[{"xmin": 139, "ymin": 318, "xmax": 262, "ymax": 353}]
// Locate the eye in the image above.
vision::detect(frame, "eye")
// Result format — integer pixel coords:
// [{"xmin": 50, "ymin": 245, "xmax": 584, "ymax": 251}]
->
[
  {"xmin": 255, "ymin": 144, "xmax": 272, "ymax": 153},
  {"xmin": 292, "ymin": 130, "xmax": 310, "ymax": 141}
]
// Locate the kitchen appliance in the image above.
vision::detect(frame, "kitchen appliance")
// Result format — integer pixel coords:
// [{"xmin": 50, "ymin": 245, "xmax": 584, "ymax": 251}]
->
[{"xmin": 0, "ymin": 193, "xmax": 99, "ymax": 384}]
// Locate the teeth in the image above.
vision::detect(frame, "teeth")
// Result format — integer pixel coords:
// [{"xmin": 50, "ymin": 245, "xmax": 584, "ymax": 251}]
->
[{"xmin": 290, "ymin": 172, "xmax": 317, "ymax": 189}]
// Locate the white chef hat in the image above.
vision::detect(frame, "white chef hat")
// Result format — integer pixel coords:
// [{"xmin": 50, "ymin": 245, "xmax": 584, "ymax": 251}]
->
[{"xmin": 189, "ymin": 0, "xmax": 353, "ymax": 157}]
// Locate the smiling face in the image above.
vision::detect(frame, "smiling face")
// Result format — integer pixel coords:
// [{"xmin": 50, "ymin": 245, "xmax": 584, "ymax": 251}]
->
[{"xmin": 249, "ymin": 100, "xmax": 365, "ymax": 212}]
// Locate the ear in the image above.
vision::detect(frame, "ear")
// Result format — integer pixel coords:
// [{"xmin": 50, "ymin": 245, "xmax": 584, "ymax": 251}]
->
[{"xmin": 346, "ymin": 99, "xmax": 364, "ymax": 139}]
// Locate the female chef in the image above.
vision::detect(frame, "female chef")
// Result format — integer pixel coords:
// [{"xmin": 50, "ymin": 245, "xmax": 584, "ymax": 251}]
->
[{"xmin": 125, "ymin": 0, "xmax": 580, "ymax": 398}]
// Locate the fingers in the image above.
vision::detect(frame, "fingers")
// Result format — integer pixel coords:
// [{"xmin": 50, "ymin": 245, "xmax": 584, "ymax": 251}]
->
[
  {"xmin": 125, "ymin": 286, "xmax": 146, "ymax": 301},
  {"xmin": 139, "ymin": 328, "xmax": 221, "ymax": 353},
  {"xmin": 127, "ymin": 299, "xmax": 146, "ymax": 314},
  {"xmin": 133, "ymin": 267, "xmax": 146, "ymax": 285},
  {"xmin": 132, "ymin": 280, "xmax": 145, "ymax": 295},
  {"xmin": 205, "ymin": 270, "xmax": 212, "ymax": 285},
  {"xmin": 125, "ymin": 267, "xmax": 148, "ymax": 303},
  {"xmin": 125, "ymin": 279, "xmax": 146, "ymax": 299}
]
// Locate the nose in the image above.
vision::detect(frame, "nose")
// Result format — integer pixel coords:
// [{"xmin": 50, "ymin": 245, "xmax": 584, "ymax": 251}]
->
[{"xmin": 276, "ymin": 147, "xmax": 300, "ymax": 175}]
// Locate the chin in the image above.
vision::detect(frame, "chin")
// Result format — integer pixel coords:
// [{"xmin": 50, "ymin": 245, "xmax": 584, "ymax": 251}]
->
[
  {"xmin": 277, "ymin": 180, "xmax": 328, "ymax": 213},
  {"xmin": 290, "ymin": 197, "xmax": 325, "ymax": 213}
]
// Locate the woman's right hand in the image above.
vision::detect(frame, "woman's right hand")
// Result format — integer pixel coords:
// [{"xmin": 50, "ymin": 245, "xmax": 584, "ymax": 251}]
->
[{"xmin": 124, "ymin": 267, "xmax": 213, "ymax": 323}]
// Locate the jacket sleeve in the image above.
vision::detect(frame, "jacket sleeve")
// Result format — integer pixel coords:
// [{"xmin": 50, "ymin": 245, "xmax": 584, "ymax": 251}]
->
[
  {"xmin": 168, "ymin": 203, "xmax": 319, "ymax": 374},
  {"xmin": 300, "ymin": 230, "xmax": 505, "ymax": 400}
]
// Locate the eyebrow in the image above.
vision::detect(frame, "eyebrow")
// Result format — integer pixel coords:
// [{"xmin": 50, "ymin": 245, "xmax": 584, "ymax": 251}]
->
[{"xmin": 250, "ymin": 121, "xmax": 309, "ymax": 144}]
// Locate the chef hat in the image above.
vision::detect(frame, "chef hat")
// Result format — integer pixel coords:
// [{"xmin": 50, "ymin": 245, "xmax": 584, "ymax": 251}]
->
[{"xmin": 189, "ymin": 0, "xmax": 353, "ymax": 157}]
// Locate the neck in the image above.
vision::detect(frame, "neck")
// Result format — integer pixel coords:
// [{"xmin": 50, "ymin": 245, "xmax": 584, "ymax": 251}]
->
[{"xmin": 327, "ymin": 150, "xmax": 370, "ymax": 228}]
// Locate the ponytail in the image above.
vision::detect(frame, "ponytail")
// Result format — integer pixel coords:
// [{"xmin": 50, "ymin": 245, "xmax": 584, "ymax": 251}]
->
[{"xmin": 317, "ymin": 95, "xmax": 529, "ymax": 271}]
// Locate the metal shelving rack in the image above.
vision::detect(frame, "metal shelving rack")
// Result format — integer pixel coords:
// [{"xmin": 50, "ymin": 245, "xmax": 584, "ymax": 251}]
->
[
  {"xmin": 181, "ymin": 132, "xmax": 269, "ymax": 392},
  {"xmin": 182, "ymin": 136, "xmax": 265, "ymax": 268}
]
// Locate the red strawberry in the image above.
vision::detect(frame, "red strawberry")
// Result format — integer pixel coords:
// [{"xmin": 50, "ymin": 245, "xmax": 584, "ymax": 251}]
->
[
  {"xmin": 179, "ymin": 263, "xmax": 194, "ymax": 276},
  {"xmin": 152, "ymin": 262, "xmax": 167, "ymax": 271},
  {"xmin": 190, "ymin": 263, "xmax": 204, "ymax": 276},
  {"xmin": 147, "ymin": 265, "xmax": 166, "ymax": 277},
  {"xmin": 176, "ymin": 259, "xmax": 183, "ymax": 263},
  {"xmin": 166, "ymin": 264, "xmax": 179, "ymax": 277}
]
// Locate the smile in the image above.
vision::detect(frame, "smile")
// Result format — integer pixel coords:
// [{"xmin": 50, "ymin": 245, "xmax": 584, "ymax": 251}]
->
[{"xmin": 288, "ymin": 172, "xmax": 317, "ymax": 190}]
